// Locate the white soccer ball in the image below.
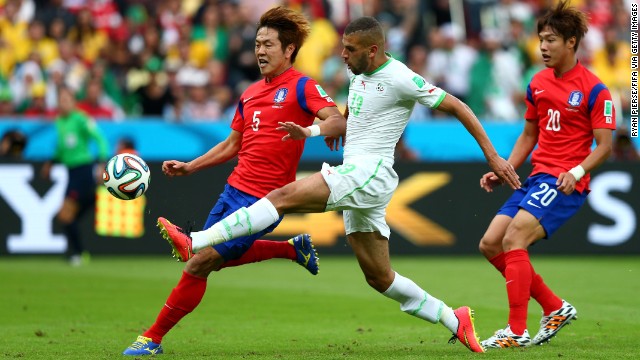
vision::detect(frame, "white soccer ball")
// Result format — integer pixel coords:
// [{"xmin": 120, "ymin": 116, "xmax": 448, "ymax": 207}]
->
[{"xmin": 102, "ymin": 153, "xmax": 150, "ymax": 200}]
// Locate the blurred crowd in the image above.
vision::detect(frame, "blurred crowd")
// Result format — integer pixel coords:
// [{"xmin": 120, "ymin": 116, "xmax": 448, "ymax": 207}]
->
[{"xmin": 0, "ymin": 0, "xmax": 634, "ymax": 125}]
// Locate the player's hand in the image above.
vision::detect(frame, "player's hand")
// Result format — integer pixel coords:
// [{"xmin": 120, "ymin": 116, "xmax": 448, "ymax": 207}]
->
[
  {"xmin": 277, "ymin": 122, "xmax": 308, "ymax": 141},
  {"xmin": 480, "ymin": 171, "xmax": 503, "ymax": 192},
  {"xmin": 487, "ymin": 155, "xmax": 521, "ymax": 189},
  {"xmin": 556, "ymin": 172, "xmax": 577, "ymax": 195},
  {"xmin": 162, "ymin": 160, "xmax": 191, "ymax": 176},
  {"xmin": 324, "ymin": 135, "xmax": 345, "ymax": 151}
]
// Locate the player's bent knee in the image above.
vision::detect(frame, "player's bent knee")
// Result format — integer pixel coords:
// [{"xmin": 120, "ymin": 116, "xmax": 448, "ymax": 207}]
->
[
  {"xmin": 502, "ymin": 233, "xmax": 531, "ymax": 251},
  {"xmin": 479, "ymin": 237, "xmax": 501, "ymax": 258},
  {"xmin": 266, "ymin": 187, "xmax": 294, "ymax": 211},
  {"xmin": 186, "ymin": 249, "xmax": 223, "ymax": 277},
  {"xmin": 364, "ymin": 273, "xmax": 393, "ymax": 293}
]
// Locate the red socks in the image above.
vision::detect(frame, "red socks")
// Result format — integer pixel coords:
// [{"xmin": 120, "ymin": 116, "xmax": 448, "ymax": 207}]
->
[
  {"xmin": 143, "ymin": 271, "xmax": 207, "ymax": 344},
  {"xmin": 504, "ymin": 249, "xmax": 532, "ymax": 335},
  {"xmin": 217, "ymin": 240, "xmax": 297, "ymax": 270},
  {"xmin": 530, "ymin": 271, "xmax": 563, "ymax": 315},
  {"xmin": 142, "ymin": 241, "xmax": 298, "ymax": 344},
  {"xmin": 489, "ymin": 252, "xmax": 562, "ymax": 315}
]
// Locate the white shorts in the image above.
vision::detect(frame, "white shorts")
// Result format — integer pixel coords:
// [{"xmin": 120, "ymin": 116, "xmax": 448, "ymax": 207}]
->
[{"xmin": 320, "ymin": 156, "xmax": 398, "ymax": 239}]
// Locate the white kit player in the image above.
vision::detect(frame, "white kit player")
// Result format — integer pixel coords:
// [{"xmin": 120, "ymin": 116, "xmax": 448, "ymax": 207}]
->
[{"xmin": 161, "ymin": 16, "xmax": 520, "ymax": 353}]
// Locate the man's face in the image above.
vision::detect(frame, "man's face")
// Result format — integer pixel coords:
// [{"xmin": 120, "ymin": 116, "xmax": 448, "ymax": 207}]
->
[
  {"xmin": 58, "ymin": 90, "xmax": 75, "ymax": 113},
  {"xmin": 341, "ymin": 34, "xmax": 370, "ymax": 75},
  {"xmin": 255, "ymin": 27, "xmax": 291, "ymax": 77},
  {"xmin": 539, "ymin": 25, "xmax": 574, "ymax": 69}
]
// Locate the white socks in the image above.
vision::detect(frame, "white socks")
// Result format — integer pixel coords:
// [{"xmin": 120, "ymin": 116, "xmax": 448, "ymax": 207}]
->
[
  {"xmin": 191, "ymin": 198, "xmax": 280, "ymax": 253},
  {"xmin": 382, "ymin": 272, "xmax": 459, "ymax": 333}
]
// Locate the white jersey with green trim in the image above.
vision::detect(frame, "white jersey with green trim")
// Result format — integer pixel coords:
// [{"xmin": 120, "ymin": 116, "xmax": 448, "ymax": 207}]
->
[{"xmin": 344, "ymin": 57, "xmax": 446, "ymax": 164}]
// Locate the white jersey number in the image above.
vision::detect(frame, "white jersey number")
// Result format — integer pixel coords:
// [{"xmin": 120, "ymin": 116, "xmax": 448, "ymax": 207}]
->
[
  {"xmin": 252, "ymin": 111, "xmax": 261, "ymax": 131},
  {"xmin": 546, "ymin": 109, "xmax": 561, "ymax": 131}
]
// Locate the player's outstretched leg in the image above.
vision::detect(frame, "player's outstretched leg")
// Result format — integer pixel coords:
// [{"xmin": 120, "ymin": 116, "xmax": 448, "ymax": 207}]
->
[
  {"xmin": 532, "ymin": 299, "xmax": 578, "ymax": 345},
  {"xmin": 158, "ymin": 217, "xmax": 193, "ymax": 262},
  {"xmin": 448, "ymin": 306, "xmax": 485, "ymax": 353},
  {"xmin": 288, "ymin": 234, "xmax": 319, "ymax": 275},
  {"xmin": 481, "ymin": 325, "xmax": 532, "ymax": 349},
  {"xmin": 122, "ymin": 335, "xmax": 163, "ymax": 356}
]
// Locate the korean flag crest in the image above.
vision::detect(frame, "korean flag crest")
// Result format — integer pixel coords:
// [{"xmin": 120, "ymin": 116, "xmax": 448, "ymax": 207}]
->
[{"xmin": 567, "ymin": 90, "xmax": 583, "ymax": 107}]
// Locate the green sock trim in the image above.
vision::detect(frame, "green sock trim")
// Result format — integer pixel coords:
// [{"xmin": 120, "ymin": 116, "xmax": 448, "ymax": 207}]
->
[
  {"xmin": 410, "ymin": 292, "xmax": 428, "ymax": 316},
  {"xmin": 221, "ymin": 220, "xmax": 232, "ymax": 240},
  {"xmin": 435, "ymin": 302, "xmax": 444, "ymax": 323},
  {"xmin": 241, "ymin": 208, "xmax": 252, "ymax": 235}
]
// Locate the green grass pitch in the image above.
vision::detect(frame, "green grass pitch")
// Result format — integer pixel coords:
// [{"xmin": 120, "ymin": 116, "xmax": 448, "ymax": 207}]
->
[{"xmin": 1, "ymin": 255, "xmax": 638, "ymax": 359}]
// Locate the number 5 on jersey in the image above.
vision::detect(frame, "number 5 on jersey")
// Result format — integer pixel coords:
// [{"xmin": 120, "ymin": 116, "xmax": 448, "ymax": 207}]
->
[{"xmin": 252, "ymin": 111, "xmax": 261, "ymax": 131}]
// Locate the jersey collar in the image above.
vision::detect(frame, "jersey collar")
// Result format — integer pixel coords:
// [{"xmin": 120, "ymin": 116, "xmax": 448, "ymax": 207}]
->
[
  {"xmin": 554, "ymin": 60, "xmax": 582, "ymax": 80},
  {"xmin": 364, "ymin": 52, "xmax": 393, "ymax": 76},
  {"xmin": 265, "ymin": 66, "xmax": 294, "ymax": 84}
]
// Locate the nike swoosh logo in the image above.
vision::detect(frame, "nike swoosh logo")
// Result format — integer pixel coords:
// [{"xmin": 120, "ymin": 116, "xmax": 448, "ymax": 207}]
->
[
  {"xmin": 298, "ymin": 250, "xmax": 311, "ymax": 267},
  {"xmin": 535, "ymin": 89, "xmax": 545, "ymax": 95},
  {"xmin": 527, "ymin": 200, "xmax": 541, "ymax": 208},
  {"xmin": 506, "ymin": 280, "xmax": 514, "ymax": 285},
  {"xmin": 243, "ymin": 96, "xmax": 254, "ymax": 103}
]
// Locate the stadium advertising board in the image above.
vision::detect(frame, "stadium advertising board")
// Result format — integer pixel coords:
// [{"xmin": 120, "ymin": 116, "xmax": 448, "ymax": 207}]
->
[{"xmin": 0, "ymin": 162, "xmax": 638, "ymax": 255}]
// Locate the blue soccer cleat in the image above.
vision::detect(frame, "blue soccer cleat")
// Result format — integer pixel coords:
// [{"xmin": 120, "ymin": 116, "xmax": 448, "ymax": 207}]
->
[
  {"xmin": 288, "ymin": 234, "xmax": 319, "ymax": 275},
  {"xmin": 123, "ymin": 335, "xmax": 163, "ymax": 356}
]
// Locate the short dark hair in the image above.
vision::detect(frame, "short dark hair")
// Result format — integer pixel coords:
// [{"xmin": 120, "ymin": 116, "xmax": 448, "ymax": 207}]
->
[
  {"xmin": 537, "ymin": 0, "xmax": 588, "ymax": 52},
  {"xmin": 257, "ymin": 6, "xmax": 311, "ymax": 63},
  {"xmin": 344, "ymin": 16, "xmax": 385, "ymax": 48}
]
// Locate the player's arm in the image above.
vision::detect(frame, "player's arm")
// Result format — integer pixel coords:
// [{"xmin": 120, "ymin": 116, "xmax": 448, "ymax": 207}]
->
[
  {"xmin": 556, "ymin": 128, "xmax": 613, "ymax": 195},
  {"xmin": 83, "ymin": 115, "xmax": 110, "ymax": 162},
  {"xmin": 507, "ymin": 119, "xmax": 539, "ymax": 169},
  {"xmin": 315, "ymin": 105, "xmax": 347, "ymax": 137},
  {"xmin": 162, "ymin": 130, "xmax": 242, "ymax": 177},
  {"xmin": 481, "ymin": 119, "xmax": 538, "ymax": 192},
  {"xmin": 436, "ymin": 93, "xmax": 521, "ymax": 189},
  {"xmin": 277, "ymin": 106, "xmax": 346, "ymax": 141},
  {"xmin": 324, "ymin": 106, "xmax": 349, "ymax": 151}
]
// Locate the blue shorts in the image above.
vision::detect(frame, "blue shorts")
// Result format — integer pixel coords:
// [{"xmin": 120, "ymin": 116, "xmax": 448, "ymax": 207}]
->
[
  {"xmin": 203, "ymin": 184, "xmax": 283, "ymax": 261},
  {"xmin": 497, "ymin": 173, "xmax": 587, "ymax": 238}
]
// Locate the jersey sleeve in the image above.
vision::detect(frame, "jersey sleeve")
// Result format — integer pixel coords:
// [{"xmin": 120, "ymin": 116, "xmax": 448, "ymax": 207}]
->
[
  {"xmin": 398, "ymin": 71, "xmax": 446, "ymax": 109},
  {"xmin": 230, "ymin": 99, "xmax": 245, "ymax": 132},
  {"xmin": 82, "ymin": 113, "xmax": 110, "ymax": 161},
  {"xmin": 302, "ymin": 77, "xmax": 336, "ymax": 115},
  {"xmin": 588, "ymin": 84, "xmax": 616, "ymax": 130},
  {"xmin": 524, "ymin": 83, "xmax": 537, "ymax": 121}
]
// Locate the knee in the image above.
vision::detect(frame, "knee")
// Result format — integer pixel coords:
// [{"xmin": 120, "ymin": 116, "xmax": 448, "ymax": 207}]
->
[
  {"xmin": 479, "ymin": 236, "xmax": 501, "ymax": 259},
  {"xmin": 502, "ymin": 232, "xmax": 528, "ymax": 251},
  {"xmin": 266, "ymin": 187, "xmax": 290, "ymax": 211},
  {"xmin": 185, "ymin": 249, "xmax": 223, "ymax": 277},
  {"xmin": 364, "ymin": 272, "xmax": 394, "ymax": 293},
  {"xmin": 502, "ymin": 225, "xmax": 532, "ymax": 251}
]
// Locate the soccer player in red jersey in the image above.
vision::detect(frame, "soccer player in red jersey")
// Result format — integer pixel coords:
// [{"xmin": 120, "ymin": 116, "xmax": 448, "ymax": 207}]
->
[
  {"xmin": 478, "ymin": 0, "xmax": 616, "ymax": 349},
  {"xmin": 122, "ymin": 7, "xmax": 346, "ymax": 356}
]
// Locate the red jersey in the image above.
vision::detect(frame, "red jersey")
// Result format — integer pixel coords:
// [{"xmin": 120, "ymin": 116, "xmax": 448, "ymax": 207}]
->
[
  {"xmin": 227, "ymin": 67, "xmax": 336, "ymax": 197},
  {"xmin": 524, "ymin": 61, "xmax": 616, "ymax": 192}
]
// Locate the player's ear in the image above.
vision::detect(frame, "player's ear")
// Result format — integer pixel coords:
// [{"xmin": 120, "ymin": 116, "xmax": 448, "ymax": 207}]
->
[
  {"xmin": 285, "ymin": 43, "xmax": 295, "ymax": 58},
  {"xmin": 566, "ymin": 36, "xmax": 576, "ymax": 51},
  {"xmin": 369, "ymin": 44, "xmax": 379, "ymax": 58}
]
